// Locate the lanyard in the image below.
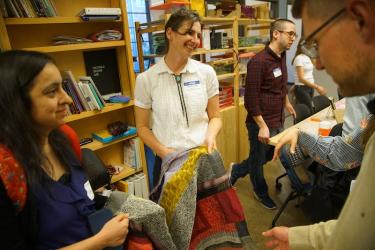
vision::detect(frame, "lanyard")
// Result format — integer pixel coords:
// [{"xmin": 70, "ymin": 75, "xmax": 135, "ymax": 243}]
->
[{"xmin": 173, "ymin": 74, "xmax": 189, "ymax": 127}]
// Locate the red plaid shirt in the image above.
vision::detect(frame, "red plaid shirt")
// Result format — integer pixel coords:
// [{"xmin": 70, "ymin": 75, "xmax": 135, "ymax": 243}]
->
[{"xmin": 244, "ymin": 45, "xmax": 288, "ymax": 128}]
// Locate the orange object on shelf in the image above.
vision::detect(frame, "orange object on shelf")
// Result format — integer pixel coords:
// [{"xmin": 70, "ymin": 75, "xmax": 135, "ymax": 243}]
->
[{"xmin": 149, "ymin": 1, "xmax": 190, "ymax": 10}]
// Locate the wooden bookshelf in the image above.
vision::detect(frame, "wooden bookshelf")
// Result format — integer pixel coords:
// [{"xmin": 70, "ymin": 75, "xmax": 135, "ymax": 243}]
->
[
  {"xmin": 0, "ymin": 0, "xmax": 148, "ymax": 187},
  {"xmin": 22, "ymin": 41, "xmax": 126, "ymax": 53},
  {"xmin": 82, "ymin": 134, "xmax": 138, "ymax": 151},
  {"xmin": 110, "ymin": 165, "xmax": 143, "ymax": 183},
  {"xmin": 64, "ymin": 101, "xmax": 134, "ymax": 123},
  {"xmin": 5, "ymin": 17, "xmax": 122, "ymax": 25}
]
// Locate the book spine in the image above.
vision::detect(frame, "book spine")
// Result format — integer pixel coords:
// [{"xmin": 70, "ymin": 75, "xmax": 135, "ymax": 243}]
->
[
  {"xmin": 87, "ymin": 82, "xmax": 104, "ymax": 109},
  {"xmin": 83, "ymin": 7, "xmax": 121, "ymax": 16},
  {"xmin": 0, "ymin": 0, "xmax": 8, "ymax": 18},
  {"xmin": 78, "ymin": 82, "xmax": 95, "ymax": 110}
]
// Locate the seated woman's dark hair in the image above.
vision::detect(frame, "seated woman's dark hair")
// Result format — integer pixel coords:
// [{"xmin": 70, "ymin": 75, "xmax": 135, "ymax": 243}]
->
[
  {"xmin": 0, "ymin": 50, "xmax": 74, "ymax": 186},
  {"xmin": 164, "ymin": 7, "xmax": 201, "ymax": 53}
]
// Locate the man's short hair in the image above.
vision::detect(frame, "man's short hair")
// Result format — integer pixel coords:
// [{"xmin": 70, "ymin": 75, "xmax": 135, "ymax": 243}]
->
[
  {"xmin": 292, "ymin": 0, "xmax": 345, "ymax": 19},
  {"xmin": 270, "ymin": 19, "xmax": 295, "ymax": 41}
]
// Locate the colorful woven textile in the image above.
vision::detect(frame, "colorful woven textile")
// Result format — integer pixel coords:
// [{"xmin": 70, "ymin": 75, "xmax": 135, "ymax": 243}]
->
[
  {"xmin": 0, "ymin": 145, "xmax": 27, "ymax": 214},
  {"xmin": 151, "ymin": 147, "xmax": 256, "ymax": 250}
]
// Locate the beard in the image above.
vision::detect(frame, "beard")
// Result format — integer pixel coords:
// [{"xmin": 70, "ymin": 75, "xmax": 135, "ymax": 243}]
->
[{"xmin": 333, "ymin": 53, "xmax": 374, "ymax": 97}]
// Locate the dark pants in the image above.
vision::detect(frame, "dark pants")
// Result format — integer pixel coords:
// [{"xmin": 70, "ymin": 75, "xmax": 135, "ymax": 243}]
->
[
  {"xmin": 152, "ymin": 155, "xmax": 162, "ymax": 189},
  {"xmin": 295, "ymin": 85, "xmax": 314, "ymax": 113},
  {"xmin": 232, "ymin": 122, "xmax": 283, "ymax": 198}
]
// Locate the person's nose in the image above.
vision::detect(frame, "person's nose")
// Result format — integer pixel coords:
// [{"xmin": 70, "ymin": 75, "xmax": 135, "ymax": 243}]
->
[
  {"xmin": 315, "ymin": 57, "xmax": 325, "ymax": 70},
  {"xmin": 61, "ymin": 89, "xmax": 73, "ymax": 105}
]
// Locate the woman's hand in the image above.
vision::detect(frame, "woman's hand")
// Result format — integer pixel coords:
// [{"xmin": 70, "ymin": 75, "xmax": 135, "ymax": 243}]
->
[
  {"xmin": 160, "ymin": 147, "xmax": 176, "ymax": 159},
  {"xmin": 263, "ymin": 226, "xmax": 290, "ymax": 250},
  {"xmin": 95, "ymin": 213, "xmax": 129, "ymax": 247},
  {"xmin": 203, "ymin": 136, "xmax": 217, "ymax": 153},
  {"xmin": 316, "ymin": 85, "xmax": 326, "ymax": 95}
]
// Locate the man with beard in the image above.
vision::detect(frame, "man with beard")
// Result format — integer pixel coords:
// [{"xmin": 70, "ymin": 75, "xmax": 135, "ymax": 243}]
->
[
  {"xmin": 263, "ymin": 0, "xmax": 375, "ymax": 249},
  {"xmin": 230, "ymin": 19, "xmax": 297, "ymax": 210}
]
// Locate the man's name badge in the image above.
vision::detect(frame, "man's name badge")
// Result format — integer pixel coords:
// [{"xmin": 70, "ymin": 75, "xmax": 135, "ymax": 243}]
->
[{"xmin": 273, "ymin": 67, "xmax": 282, "ymax": 78}]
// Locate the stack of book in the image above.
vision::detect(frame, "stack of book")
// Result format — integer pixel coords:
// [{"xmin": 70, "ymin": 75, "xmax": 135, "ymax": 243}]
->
[
  {"xmin": 123, "ymin": 137, "xmax": 142, "ymax": 171},
  {"xmin": 115, "ymin": 173, "xmax": 149, "ymax": 199},
  {"xmin": 62, "ymin": 71, "xmax": 106, "ymax": 115},
  {"xmin": 78, "ymin": 7, "xmax": 121, "ymax": 21},
  {"xmin": 0, "ymin": 0, "xmax": 58, "ymax": 18},
  {"xmin": 219, "ymin": 85, "xmax": 233, "ymax": 108},
  {"xmin": 92, "ymin": 127, "xmax": 137, "ymax": 144}
]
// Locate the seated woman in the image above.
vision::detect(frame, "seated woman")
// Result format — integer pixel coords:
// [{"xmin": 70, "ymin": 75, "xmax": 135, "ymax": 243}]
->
[{"xmin": 0, "ymin": 50, "xmax": 128, "ymax": 250}]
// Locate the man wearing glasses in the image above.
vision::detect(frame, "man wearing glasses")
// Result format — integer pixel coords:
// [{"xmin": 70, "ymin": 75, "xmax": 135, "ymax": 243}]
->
[
  {"xmin": 263, "ymin": 0, "xmax": 375, "ymax": 249},
  {"xmin": 230, "ymin": 19, "xmax": 297, "ymax": 210}
]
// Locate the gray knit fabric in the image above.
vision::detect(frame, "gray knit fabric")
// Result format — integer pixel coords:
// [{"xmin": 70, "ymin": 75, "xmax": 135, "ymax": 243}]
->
[
  {"xmin": 169, "ymin": 177, "xmax": 197, "ymax": 249},
  {"xmin": 105, "ymin": 191, "xmax": 176, "ymax": 250}
]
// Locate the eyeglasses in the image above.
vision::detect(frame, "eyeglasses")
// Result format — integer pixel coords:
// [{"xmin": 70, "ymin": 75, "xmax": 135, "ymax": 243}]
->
[
  {"xmin": 300, "ymin": 8, "xmax": 346, "ymax": 58},
  {"xmin": 277, "ymin": 30, "xmax": 298, "ymax": 39}
]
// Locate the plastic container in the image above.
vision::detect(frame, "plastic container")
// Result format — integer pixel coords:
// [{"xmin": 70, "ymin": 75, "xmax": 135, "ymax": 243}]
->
[{"xmin": 319, "ymin": 120, "xmax": 333, "ymax": 136}]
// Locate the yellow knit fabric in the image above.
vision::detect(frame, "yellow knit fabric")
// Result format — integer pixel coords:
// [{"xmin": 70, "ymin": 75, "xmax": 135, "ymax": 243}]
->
[{"xmin": 160, "ymin": 146, "xmax": 208, "ymax": 225}]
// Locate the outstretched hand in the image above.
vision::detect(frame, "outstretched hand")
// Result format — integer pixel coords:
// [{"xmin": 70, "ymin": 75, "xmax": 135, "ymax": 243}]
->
[
  {"xmin": 272, "ymin": 127, "xmax": 300, "ymax": 161},
  {"xmin": 263, "ymin": 226, "xmax": 290, "ymax": 250}
]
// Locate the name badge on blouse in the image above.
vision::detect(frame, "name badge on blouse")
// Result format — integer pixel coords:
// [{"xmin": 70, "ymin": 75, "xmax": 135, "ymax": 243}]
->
[
  {"xmin": 273, "ymin": 67, "xmax": 282, "ymax": 78},
  {"xmin": 84, "ymin": 181, "xmax": 95, "ymax": 200},
  {"xmin": 184, "ymin": 80, "xmax": 200, "ymax": 87}
]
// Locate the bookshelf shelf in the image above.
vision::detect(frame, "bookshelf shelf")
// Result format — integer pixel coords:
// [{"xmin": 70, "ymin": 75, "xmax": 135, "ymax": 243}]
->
[
  {"xmin": 110, "ymin": 164, "xmax": 143, "ymax": 183},
  {"xmin": 82, "ymin": 134, "xmax": 137, "ymax": 151},
  {"xmin": 22, "ymin": 40, "xmax": 126, "ymax": 53},
  {"xmin": 238, "ymin": 18, "xmax": 274, "ymax": 25},
  {"xmin": 217, "ymin": 73, "xmax": 236, "ymax": 80},
  {"xmin": 64, "ymin": 101, "xmax": 134, "ymax": 123},
  {"xmin": 192, "ymin": 48, "xmax": 233, "ymax": 55},
  {"xmin": 238, "ymin": 44, "xmax": 265, "ymax": 52},
  {"xmin": 201, "ymin": 17, "xmax": 235, "ymax": 25},
  {"xmin": 5, "ymin": 17, "xmax": 122, "ymax": 25}
]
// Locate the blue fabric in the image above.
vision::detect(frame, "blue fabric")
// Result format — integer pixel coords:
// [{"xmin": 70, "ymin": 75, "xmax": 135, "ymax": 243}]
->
[
  {"xmin": 232, "ymin": 122, "xmax": 283, "ymax": 198},
  {"xmin": 35, "ymin": 156, "xmax": 96, "ymax": 250}
]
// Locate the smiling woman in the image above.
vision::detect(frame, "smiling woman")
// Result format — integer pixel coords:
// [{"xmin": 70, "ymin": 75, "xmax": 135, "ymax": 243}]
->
[
  {"xmin": 134, "ymin": 8, "xmax": 222, "ymax": 188},
  {"xmin": 0, "ymin": 50, "xmax": 129, "ymax": 250}
]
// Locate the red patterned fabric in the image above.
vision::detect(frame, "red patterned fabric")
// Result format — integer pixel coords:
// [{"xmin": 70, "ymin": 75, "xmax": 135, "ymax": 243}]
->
[
  {"xmin": 124, "ymin": 232, "xmax": 155, "ymax": 250},
  {"xmin": 190, "ymin": 187, "xmax": 248, "ymax": 250},
  {"xmin": 0, "ymin": 145, "xmax": 27, "ymax": 213}
]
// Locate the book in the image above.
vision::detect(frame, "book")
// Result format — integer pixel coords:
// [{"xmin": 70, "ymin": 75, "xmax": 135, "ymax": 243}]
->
[
  {"xmin": 124, "ymin": 140, "xmax": 136, "ymax": 169},
  {"xmin": 81, "ymin": 82, "xmax": 101, "ymax": 110},
  {"xmin": 62, "ymin": 71, "xmax": 90, "ymax": 111},
  {"xmin": 140, "ymin": 174, "xmax": 149, "ymax": 199},
  {"xmin": 83, "ymin": 49, "xmax": 122, "ymax": 100},
  {"xmin": 79, "ymin": 76, "xmax": 106, "ymax": 107},
  {"xmin": 81, "ymin": 15, "xmax": 120, "ymax": 21},
  {"xmin": 79, "ymin": 7, "xmax": 121, "ymax": 16},
  {"xmin": 77, "ymin": 82, "xmax": 95, "ymax": 110},
  {"xmin": 92, "ymin": 126, "xmax": 137, "ymax": 143},
  {"xmin": 133, "ymin": 176, "xmax": 142, "ymax": 198}
]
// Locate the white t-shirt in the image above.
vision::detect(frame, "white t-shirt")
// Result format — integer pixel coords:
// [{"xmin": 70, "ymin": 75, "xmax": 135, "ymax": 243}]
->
[
  {"xmin": 293, "ymin": 54, "xmax": 314, "ymax": 86},
  {"xmin": 134, "ymin": 58, "xmax": 219, "ymax": 150}
]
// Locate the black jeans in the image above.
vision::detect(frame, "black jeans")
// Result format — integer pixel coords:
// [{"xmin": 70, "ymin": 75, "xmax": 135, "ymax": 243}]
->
[
  {"xmin": 295, "ymin": 85, "xmax": 314, "ymax": 113},
  {"xmin": 232, "ymin": 122, "xmax": 283, "ymax": 198}
]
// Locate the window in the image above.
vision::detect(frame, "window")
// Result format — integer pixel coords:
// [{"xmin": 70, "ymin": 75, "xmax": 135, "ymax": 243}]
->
[{"xmin": 126, "ymin": 0, "xmax": 152, "ymax": 72}]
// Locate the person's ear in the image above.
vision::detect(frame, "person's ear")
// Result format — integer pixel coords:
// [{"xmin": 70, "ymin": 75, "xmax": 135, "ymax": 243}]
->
[
  {"xmin": 347, "ymin": 0, "xmax": 375, "ymax": 43},
  {"xmin": 166, "ymin": 27, "xmax": 173, "ymax": 40}
]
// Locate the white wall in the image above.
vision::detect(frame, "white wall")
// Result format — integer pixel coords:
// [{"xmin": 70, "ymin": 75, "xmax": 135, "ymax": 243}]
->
[{"xmin": 286, "ymin": 5, "xmax": 339, "ymax": 99}]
